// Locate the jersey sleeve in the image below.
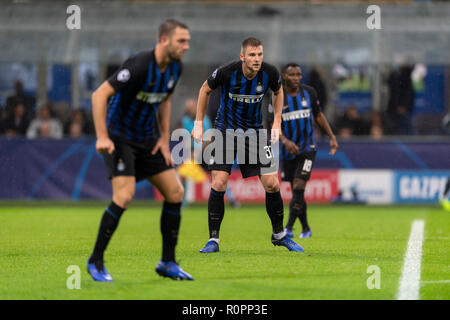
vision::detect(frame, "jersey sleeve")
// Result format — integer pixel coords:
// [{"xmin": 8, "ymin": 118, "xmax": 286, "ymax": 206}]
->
[
  {"xmin": 207, "ymin": 65, "xmax": 226, "ymax": 90},
  {"xmin": 268, "ymin": 65, "xmax": 282, "ymax": 92},
  {"xmin": 306, "ymin": 86, "xmax": 322, "ymax": 116},
  {"xmin": 107, "ymin": 54, "xmax": 146, "ymax": 93}
]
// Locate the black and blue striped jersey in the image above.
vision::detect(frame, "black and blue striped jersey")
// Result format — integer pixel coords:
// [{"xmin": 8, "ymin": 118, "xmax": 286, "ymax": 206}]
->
[
  {"xmin": 106, "ymin": 49, "xmax": 182, "ymax": 145},
  {"xmin": 207, "ymin": 61, "xmax": 281, "ymax": 132},
  {"xmin": 281, "ymin": 84, "xmax": 321, "ymax": 160}
]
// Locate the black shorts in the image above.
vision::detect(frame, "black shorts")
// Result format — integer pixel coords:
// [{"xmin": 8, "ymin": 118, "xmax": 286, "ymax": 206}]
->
[
  {"xmin": 103, "ymin": 137, "xmax": 173, "ymax": 182},
  {"xmin": 206, "ymin": 130, "xmax": 277, "ymax": 178},
  {"xmin": 281, "ymin": 150, "xmax": 317, "ymax": 182}
]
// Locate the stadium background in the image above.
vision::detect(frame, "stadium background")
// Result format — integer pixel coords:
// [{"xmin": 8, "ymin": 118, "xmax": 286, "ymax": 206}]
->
[
  {"xmin": 0, "ymin": 0, "xmax": 449, "ymax": 303},
  {"xmin": 0, "ymin": 0, "xmax": 449, "ymax": 204}
]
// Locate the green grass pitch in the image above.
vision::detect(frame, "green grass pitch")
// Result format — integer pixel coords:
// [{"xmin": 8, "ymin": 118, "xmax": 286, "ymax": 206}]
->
[{"xmin": 0, "ymin": 201, "xmax": 448, "ymax": 300}]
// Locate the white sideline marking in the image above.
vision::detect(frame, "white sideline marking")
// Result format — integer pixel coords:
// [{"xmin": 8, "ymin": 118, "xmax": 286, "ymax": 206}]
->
[
  {"xmin": 421, "ymin": 280, "xmax": 450, "ymax": 284},
  {"xmin": 397, "ymin": 220, "xmax": 425, "ymax": 300}
]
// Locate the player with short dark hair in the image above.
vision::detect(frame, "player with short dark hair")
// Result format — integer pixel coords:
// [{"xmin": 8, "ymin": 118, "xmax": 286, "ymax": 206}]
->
[
  {"xmin": 191, "ymin": 37, "xmax": 304, "ymax": 253},
  {"xmin": 158, "ymin": 19, "xmax": 189, "ymax": 43},
  {"xmin": 87, "ymin": 19, "xmax": 193, "ymax": 281},
  {"xmin": 279, "ymin": 63, "xmax": 338, "ymax": 238}
]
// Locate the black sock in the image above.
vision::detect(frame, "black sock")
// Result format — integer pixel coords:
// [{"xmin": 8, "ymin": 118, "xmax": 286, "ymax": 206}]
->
[
  {"xmin": 292, "ymin": 189, "xmax": 310, "ymax": 232},
  {"xmin": 286, "ymin": 192, "xmax": 302, "ymax": 231},
  {"xmin": 160, "ymin": 201, "xmax": 182, "ymax": 262},
  {"xmin": 265, "ymin": 191, "xmax": 285, "ymax": 234},
  {"xmin": 208, "ymin": 188, "xmax": 225, "ymax": 239},
  {"xmin": 89, "ymin": 202, "xmax": 125, "ymax": 265}
]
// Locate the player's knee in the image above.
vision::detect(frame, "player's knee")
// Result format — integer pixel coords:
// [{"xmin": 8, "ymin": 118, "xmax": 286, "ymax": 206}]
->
[
  {"xmin": 293, "ymin": 179, "xmax": 306, "ymax": 191},
  {"xmin": 164, "ymin": 184, "xmax": 184, "ymax": 203},
  {"xmin": 113, "ymin": 191, "xmax": 134, "ymax": 208},
  {"xmin": 211, "ymin": 177, "xmax": 228, "ymax": 192},
  {"xmin": 263, "ymin": 176, "xmax": 280, "ymax": 193}
]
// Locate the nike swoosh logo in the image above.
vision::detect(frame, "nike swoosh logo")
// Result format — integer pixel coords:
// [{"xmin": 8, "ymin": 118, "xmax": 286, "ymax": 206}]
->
[{"xmin": 283, "ymin": 105, "xmax": 289, "ymax": 110}]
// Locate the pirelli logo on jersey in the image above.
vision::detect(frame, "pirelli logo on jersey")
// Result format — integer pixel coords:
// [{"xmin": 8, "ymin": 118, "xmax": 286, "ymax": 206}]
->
[
  {"xmin": 282, "ymin": 109, "xmax": 311, "ymax": 121},
  {"xmin": 136, "ymin": 91, "xmax": 168, "ymax": 104},
  {"xmin": 228, "ymin": 93, "xmax": 265, "ymax": 104}
]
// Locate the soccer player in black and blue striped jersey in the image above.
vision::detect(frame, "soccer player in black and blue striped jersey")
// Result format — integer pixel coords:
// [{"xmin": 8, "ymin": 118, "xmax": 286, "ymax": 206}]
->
[
  {"xmin": 280, "ymin": 63, "xmax": 338, "ymax": 238},
  {"xmin": 192, "ymin": 38, "xmax": 304, "ymax": 253},
  {"xmin": 87, "ymin": 19, "xmax": 193, "ymax": 281}
]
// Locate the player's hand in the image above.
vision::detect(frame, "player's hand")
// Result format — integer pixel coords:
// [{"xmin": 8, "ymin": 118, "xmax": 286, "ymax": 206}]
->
[
  {"xmin": 271, "ymin": 121, "xmax": 281, "ymax": 143},
  {"xmin": 284, "ymin": 139, "xmax": 300, "ymax": 155},
  {"xmin": 152, "ymin": 138, "xmax": 174, "ymax": 167},
  {"xmin": 191, "ymin": 120, "xmax": 203, "ymax": 143},
  {"xmin": 96, "ymin": 137, "xmax": 115, "ymax": 154},
  {"xmin": 329, "ymin": 136, "xmax": 338, "ymax": 156}
]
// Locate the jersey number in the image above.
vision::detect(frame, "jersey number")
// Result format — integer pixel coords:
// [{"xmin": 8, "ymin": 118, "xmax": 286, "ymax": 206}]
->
[
  {"xmin": 302, "ymin": 160, "xmax": 313, "ymax": 172},
  {"xmin": 264, "ymin": 146, "xmax": 273, "ymax": 159}
]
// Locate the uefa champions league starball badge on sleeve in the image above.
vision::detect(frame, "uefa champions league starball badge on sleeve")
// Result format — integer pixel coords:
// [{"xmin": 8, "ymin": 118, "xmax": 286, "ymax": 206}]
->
[{"xmin": 167, "ymin": 76, "xmax": 175, "ymax": 89}]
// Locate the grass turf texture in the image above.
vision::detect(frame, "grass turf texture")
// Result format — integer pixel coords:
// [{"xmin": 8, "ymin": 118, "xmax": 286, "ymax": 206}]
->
[{"xmin": 0, "ymin": 202, "xmax": 448, "ymax": 300}]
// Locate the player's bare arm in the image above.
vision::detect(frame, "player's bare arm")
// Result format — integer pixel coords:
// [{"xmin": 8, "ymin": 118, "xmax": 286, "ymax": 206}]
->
[
  {"xmin": 92, "ymin": 81, "xmax": 116, "ymax": 154},
  {"xmin": 314, "ymin": 112, "xmax": 338, "ymax": 155},
  {"xmin": 271, "ymin": 86, "xmax": 283, "ymax": 143},
  {"xmin": 191, "ymin": 80, "xmax": 212, "ymax": 143},
  {"xmin": 152, "ymin": 96, "xmax": 174, "ymax": 166}
]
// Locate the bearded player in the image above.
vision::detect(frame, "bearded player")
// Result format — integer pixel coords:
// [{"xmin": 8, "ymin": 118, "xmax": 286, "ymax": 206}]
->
[{"xmin": 87, "ymin": 20, "xmax": 193, "ymax": 281}]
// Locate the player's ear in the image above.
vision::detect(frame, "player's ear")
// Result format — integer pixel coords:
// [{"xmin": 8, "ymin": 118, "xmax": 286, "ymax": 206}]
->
[
  {"xmin": 160, "ymin": 34, "xmax": 169, "ymax": 46},
  {"xmin": 239, "ymin": 52, "xmax": 244, "ymax": 62}
]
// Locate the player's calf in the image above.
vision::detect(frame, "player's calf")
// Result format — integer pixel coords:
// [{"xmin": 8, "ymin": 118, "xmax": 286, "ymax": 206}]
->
[
  {"xmin": 87, "ymin": 202, "xmax": 126, "ymax": 282},
  {"xmin": 265, "ymin": 190, "xmax": 285, "ymax": 237},
  {"xmin": 160, "ymin": 201, "xmax": 182, "ymax": 262},
  {"xmin": 88, "ymin": 201, "xmax": 125, "ymax": 265},
  {"xmin": 291, "ymin": 188, "xmax": 310, "ymax": 233}
]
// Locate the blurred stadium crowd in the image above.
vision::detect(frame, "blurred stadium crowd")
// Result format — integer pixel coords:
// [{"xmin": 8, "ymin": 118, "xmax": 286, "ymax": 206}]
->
[
  {"xmin": 1, "ymin": 0, "xmax": 450, "ymax": 140},
  {"xmin": 0, "ymin": 80, "xmax": 94, "ymax": 139},
  {"xmin": 1, "ymin": 64, "xmax": 448, "ymax": 140}
]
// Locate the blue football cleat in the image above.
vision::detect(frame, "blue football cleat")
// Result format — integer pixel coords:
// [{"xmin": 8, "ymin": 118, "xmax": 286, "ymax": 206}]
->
[
  {"xmin": 284, "ymin": 228, "xmax": 294, "ymax": 238},
  {"xmin": 272, "ymin": 235, "xmax": 304, "ymax": 252},
  {"xmin": 87, "ymin": 260, "xmax": 113, "ymax": 282},
  {"xmin": 155, "ymin": 260, "xmax": 194, "ymax": 281},
  {"xmin": 299, "ymin": 230, "xmax": 312, "ymax": 238},
  {"xmin": 199, "ymin": 240, "xmax": 219, "ymax": 253}
]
